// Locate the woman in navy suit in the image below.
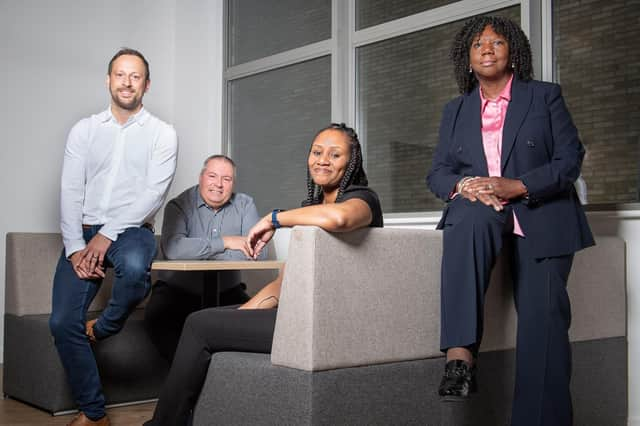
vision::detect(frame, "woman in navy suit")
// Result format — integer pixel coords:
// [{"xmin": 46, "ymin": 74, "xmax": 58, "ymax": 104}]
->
[{"xmin": 427, "ymin": 16, "xmax": 594, "ymax": 425}]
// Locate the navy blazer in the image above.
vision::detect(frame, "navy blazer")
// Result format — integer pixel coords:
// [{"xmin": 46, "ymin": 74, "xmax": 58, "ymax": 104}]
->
[{"xmin": 427, "ymin": 78, "xmax": 594, "ymax": 258}]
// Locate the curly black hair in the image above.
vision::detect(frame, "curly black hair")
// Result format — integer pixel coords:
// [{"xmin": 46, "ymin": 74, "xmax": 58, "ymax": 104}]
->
[
  {"xmin": 302, "ymin": 123, "xmax": 368, "ymax": 207},
  {"xmin": 450, "ymin": 15, "xmax": 533, "ymax": 94}
]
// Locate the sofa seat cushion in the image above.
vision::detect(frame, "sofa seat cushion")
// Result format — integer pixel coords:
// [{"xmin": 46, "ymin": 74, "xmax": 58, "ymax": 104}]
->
[
  {"xmin": 3, "ymin": 309, "xmax": 168, "ymax": 413},
  {"xmin": 195, "ymin": 337, "xmax": 626, "ymax": 426}
]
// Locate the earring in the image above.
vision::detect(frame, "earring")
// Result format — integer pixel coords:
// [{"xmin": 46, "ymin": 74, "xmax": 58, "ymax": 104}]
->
[
  {"xmin": 511, "ymin": 62, "xmax": 515, "ymax": 69},
  {"xmin": 469, "ymin": 66, "xmax": 473, "ymax": 73}
]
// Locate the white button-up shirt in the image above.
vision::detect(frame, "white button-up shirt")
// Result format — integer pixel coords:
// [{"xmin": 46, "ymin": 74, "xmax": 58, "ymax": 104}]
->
[{"xmin": 60, "ymin": 106, "xmax": 178, "ymax": 256}]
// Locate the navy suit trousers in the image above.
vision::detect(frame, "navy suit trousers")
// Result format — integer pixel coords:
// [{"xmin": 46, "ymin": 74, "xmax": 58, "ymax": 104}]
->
[{"xmin": 440, "ymin": 197, "xmax": 574, "ymax": 426}]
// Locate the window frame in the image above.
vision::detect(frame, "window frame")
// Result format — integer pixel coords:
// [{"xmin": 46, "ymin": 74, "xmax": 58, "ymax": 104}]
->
[{"xmin": 222, "ymin": 0, "xmax": 554, "ymax": 218}]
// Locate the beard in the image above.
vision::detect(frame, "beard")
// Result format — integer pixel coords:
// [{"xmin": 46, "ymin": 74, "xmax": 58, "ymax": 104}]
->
[{"xmin": 110, "ymin": 88, "xmax": 143, "ymax": 111}]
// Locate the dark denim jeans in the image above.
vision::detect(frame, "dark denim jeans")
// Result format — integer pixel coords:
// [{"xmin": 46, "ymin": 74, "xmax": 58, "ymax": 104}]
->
[{"xmin": 49, "ymin": 225, "xmax": 156, "ymax": 420}]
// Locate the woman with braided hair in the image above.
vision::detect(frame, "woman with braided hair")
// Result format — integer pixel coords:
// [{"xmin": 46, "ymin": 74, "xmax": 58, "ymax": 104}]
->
[
  {"xmin": 145, "ymin": 123, "xmax": 382, "ymax": 426},
  {"xmin": 241, "ymin": 123, "xmax": 380, "ymax": 307}
]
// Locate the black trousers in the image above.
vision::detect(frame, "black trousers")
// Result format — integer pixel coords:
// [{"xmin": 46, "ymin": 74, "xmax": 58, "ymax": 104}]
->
[
  {"xmin": 146, "ymin": 306, "xmax": 277, "ymax": 426},
  {"xmin": 440, "ymin": 197, "xmax": 574, "ymax": 426},
  {"xmin": 144, "ymin": 280, "xmax": 251, "ymax": 362}
]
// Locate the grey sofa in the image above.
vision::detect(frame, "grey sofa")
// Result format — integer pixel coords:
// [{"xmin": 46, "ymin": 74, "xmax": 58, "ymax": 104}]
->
[
  {"xmin": 3, "ymin": 232, "xmax": 168, "ymax": 414},
  {"xmin": 193, "ymin": 226, "xmax": 627, "ymax": 426}
]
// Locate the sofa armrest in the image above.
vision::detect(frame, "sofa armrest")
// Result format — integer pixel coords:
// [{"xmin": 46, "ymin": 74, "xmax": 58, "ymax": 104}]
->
[{"xmin": 271, "ymin": 226, "xmax": 443, "ymax": 371}]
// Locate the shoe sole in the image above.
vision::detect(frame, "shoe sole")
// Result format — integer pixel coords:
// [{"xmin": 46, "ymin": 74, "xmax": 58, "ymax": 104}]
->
[
  {"xmin": 439, "ymin": 386, "xmax": 477, "ymax": 402},
  {"xmin": 440, "ymin": 394, "xmax": 471, "ymax": 402}
]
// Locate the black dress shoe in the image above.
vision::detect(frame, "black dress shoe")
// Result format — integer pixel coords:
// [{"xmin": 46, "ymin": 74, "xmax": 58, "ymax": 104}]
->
[{"xmin": 438, "ymin": 359, "xmax": 477, "ymax": 401}]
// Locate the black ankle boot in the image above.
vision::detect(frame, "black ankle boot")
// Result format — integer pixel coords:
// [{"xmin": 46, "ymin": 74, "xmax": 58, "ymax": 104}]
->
[{"xmin": 438, "ymin": 359, "xmax": 477, "ymax": 401}]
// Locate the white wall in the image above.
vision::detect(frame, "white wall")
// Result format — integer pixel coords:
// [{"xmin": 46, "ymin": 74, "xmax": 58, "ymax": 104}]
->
[
  {"xmin": 0, "ymin": 0, "xmax": 224, "ymax": 359},
  {"xmin": 171, "ymin": 0, "xmax": 225, "ymax": 201}
]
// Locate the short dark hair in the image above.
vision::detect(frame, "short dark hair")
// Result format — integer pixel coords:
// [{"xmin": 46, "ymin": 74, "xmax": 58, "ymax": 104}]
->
[
  {"xmin": 450, "ymin": 15, "xmax": 533, "ymax": 94},
  {"xmin": 108, "ymin": 47, "xmax": 150, "ymax": 81},
  {"xmin": 302, "ymin": 123, "xmax": 368, "ymax": 207}
]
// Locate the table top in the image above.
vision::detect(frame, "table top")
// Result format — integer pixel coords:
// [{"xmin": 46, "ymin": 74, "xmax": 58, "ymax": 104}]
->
[{"xmin": 151, "ymin": 259, "xmax": 285, "ymax": 271}]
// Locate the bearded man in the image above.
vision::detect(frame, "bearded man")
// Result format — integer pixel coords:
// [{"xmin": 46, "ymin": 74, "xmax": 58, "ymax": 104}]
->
[{"xmin": 49, "ymin": 48, "xmax": 178, "ymax": 426}]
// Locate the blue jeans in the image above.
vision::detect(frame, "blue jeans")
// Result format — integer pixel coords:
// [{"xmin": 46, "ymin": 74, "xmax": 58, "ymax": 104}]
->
[{"xmin": 49, "ymin": 225, "xmax": 156, "ymax": 420}]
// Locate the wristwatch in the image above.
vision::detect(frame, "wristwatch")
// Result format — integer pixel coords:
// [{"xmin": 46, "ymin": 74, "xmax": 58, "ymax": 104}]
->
[{"xmin": 271, "ymin": 209, "xmax": 285, "ymax": 229}]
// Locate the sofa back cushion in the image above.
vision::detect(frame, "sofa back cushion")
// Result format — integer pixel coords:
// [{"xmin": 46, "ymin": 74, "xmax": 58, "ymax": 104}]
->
[
  {"xmin": 272, "ymin": 226, "xmax": 444, "ymax": 371},
  {"xmin": 5, "ymin": 232, "xmax": 159, "ymax": 316},
  {"xmin": 271, "ymin": 227, "xmax": 626, "ymax": 371},
  {"xmin": 481, "ymin": 235, "xmax": 626, "ymax": 351}
]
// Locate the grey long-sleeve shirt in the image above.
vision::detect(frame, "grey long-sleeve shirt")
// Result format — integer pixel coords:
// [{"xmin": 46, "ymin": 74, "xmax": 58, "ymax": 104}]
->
[
  {"xmin": 158, "ymin": 185, "xmax": 264, "ymax": 292},
  {"xmin": 161, "ymin": 185, "xmax": 262, "ymax": 260}
]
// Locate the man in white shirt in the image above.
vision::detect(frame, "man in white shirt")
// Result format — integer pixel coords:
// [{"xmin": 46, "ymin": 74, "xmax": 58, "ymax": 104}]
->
[{"xmin": 49, "ymin": 48, "xmax": 178, "ymax": 426}]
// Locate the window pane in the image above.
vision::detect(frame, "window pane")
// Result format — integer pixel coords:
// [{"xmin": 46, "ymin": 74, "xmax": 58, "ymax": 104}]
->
[
  {"xmin": 229, "ymin": 57, "xmax": 331, "ymax": 213},
  {"xmin": 227, "ymin": 0, "xmax": 331, "ymax": 66},
  {"xmin": 554, "ymin": 0, "xmax": 640, "ymax": 204},
  {"xmin": 356, "ymin": 6, "xmax": 520, "ymax": 213},
  {"xmin": 356, "ymin": 0, "xmax": 456, "ymax": 30}
]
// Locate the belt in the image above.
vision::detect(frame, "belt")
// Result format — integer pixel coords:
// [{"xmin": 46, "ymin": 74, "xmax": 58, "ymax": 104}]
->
[{"xmin": 82, "ymin": 223, "xmax": 154, "ymax": 232}]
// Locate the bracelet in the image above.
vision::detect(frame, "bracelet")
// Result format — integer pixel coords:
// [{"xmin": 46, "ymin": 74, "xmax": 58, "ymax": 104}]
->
[
  {"xmin": 521, "ymin": 182, "xmax": 530, "ymax": 200},
  {"xmin": 271, "ymin": 209, "xmax": 284, "ymax": 229},
  {"xmin": 457, "ymin": 176, "xmax": 474, "ymax": 194}
]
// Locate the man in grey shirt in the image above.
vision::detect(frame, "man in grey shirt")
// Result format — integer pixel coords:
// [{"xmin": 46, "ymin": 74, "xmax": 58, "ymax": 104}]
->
[{"xmin": 144, "ymin": 154, "xmax": 264, "ymax": 361}]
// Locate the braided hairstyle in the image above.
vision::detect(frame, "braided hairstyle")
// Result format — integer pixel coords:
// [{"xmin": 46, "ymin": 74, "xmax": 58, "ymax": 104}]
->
[
  {"xmin": 302, "ymin": 123, "xmax": 368, "ymax": 207},
  {"xmin": 450, "ymin": 15, "xmax": 533, "ymax": 94}
]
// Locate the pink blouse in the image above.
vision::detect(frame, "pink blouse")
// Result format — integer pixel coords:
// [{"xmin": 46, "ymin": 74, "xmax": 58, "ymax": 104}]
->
[{"xmin": 479, "ymin": 75, "xmax": 524, "ymax": 236}]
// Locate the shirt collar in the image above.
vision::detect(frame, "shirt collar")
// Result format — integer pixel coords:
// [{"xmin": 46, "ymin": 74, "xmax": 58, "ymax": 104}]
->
[
  {"xmin": 100, "ymin": 106, "xmax": 150, "ymax": 127},
  {"xmin": 479, "ymin": 73, "xmax": 514, "ymax": 105}
]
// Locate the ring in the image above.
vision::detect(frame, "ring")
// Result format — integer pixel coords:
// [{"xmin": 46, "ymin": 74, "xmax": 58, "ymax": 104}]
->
[{"xmin": 487, "ymin": 184, "xmax": 493, "ymax": 190}]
